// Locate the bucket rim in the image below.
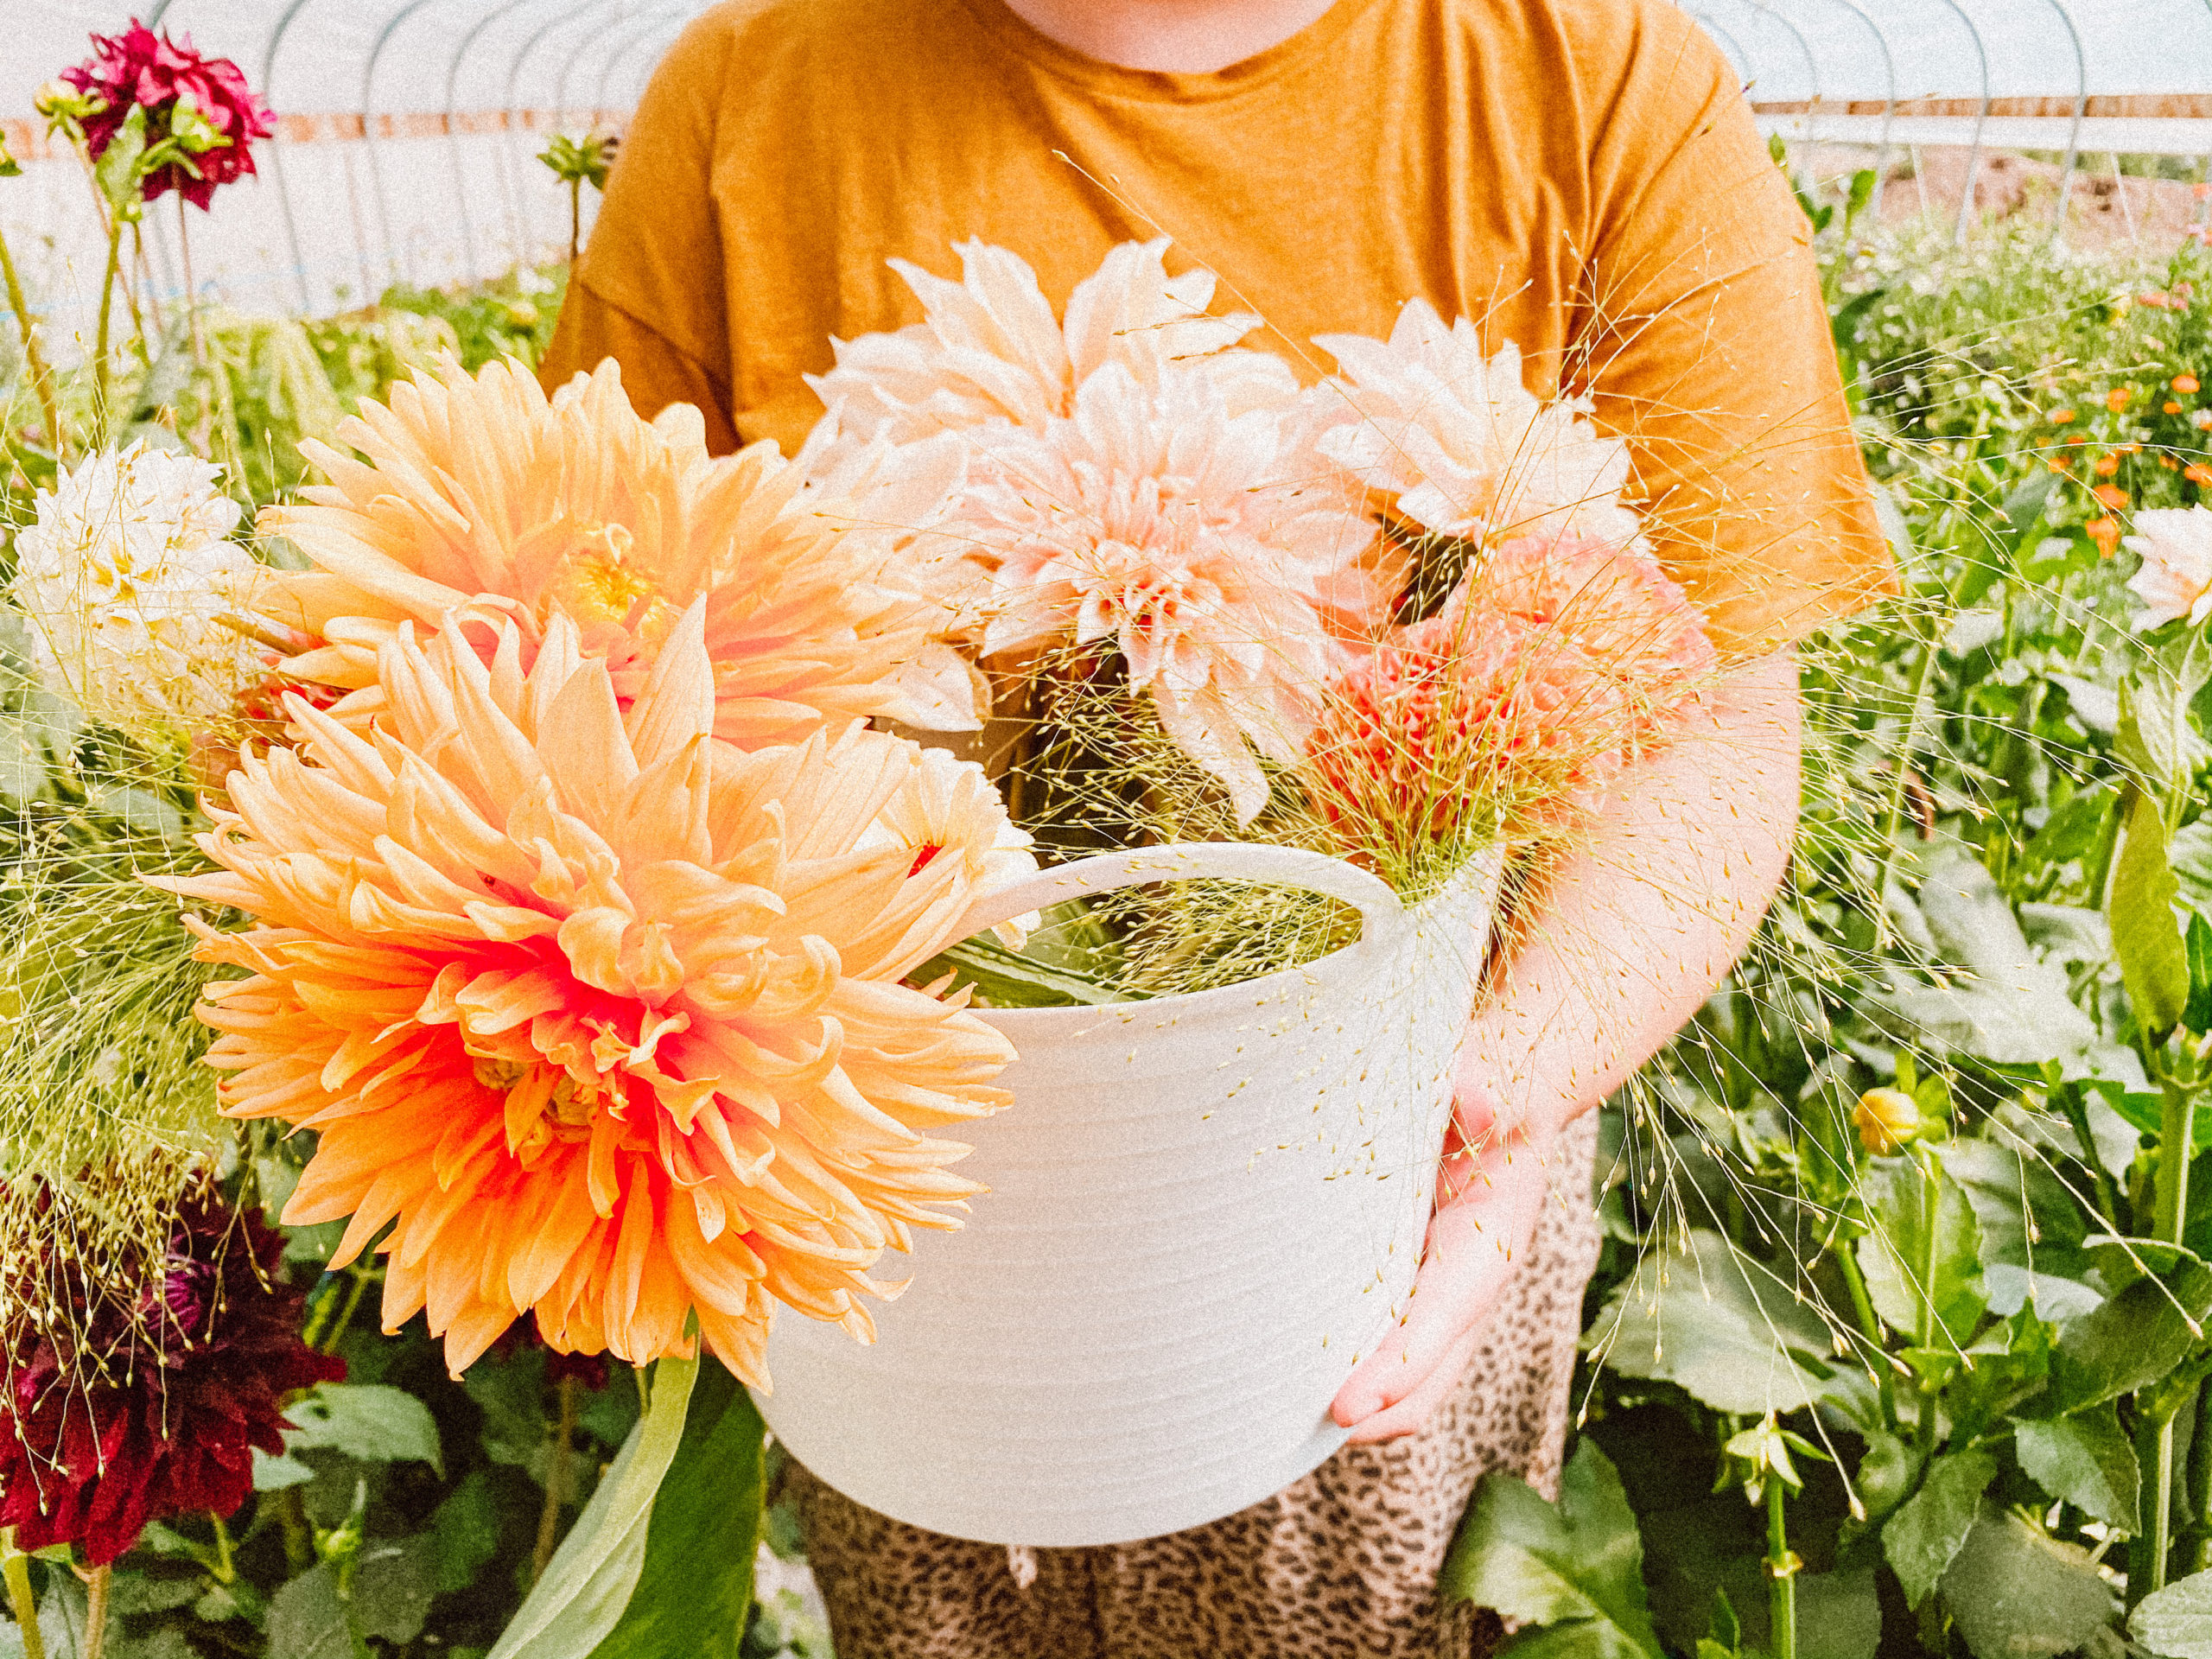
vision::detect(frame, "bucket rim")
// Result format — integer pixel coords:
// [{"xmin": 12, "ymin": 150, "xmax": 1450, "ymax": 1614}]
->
[{"xmin": 976, "ymin": 845, "xmax": 1506, "ymax": 1034}]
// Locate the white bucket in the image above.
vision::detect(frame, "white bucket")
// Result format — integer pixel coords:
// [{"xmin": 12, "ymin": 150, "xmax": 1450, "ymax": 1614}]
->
[{"xmin": 753, "ymin": 842, "xmax": 1504, "ymax": 1547}]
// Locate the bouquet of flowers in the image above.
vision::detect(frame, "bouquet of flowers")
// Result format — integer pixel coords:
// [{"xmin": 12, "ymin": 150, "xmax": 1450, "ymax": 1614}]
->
[{"xmin": 2, "ymin": 238, "xmax": 1719, "ymax": 1568}]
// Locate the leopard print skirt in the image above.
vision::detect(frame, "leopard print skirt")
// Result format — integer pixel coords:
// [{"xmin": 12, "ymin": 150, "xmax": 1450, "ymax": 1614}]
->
[{"xmin": 787, "ymin": 1111, "xmax": 1602, "ymax": 1659}]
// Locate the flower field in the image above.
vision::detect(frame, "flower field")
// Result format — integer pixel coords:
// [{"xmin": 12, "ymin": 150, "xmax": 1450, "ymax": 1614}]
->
[{"xmin": 6, "ymin": 55, "xmax": 2212, "ymax": 1655}]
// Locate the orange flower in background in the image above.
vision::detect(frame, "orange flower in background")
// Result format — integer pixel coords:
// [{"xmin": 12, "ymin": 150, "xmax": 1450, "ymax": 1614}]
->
[
  {"xmin": 2050, "ymin": 409, "xmax": 2077, "ymax": 425},
  {"xmin": 251, "ymin": 358, "xmax": 931, "ymax": 748},
  {"xmin": 2177, "ymin": 375, "xmax": 2202, "ymax": 395},
  {"xmin": 2170, "ymin": 402, "xmax": 2188, "ymax": 416},
  {"xmin": 2094, "ymin": 485, "xmax": 2131, "ymax": 511},
  {"xmin": 2186, "ymin": 463, "xmax": 2212, "ymax": 486},
  {"xmin": 2094, "ymin": 454, "xmax": 2121, "ymax": 478},
  {"xmin": 160, "ymin": 609, "xmax": 1024, "ymax": 1381},
  {"xmin": 2108, "ymin": 388, "xmax": 2133, "ymax": 414},
  {"xmin": 2088, "ymin": 517, "xmax": 2123, "ymax": 556}
]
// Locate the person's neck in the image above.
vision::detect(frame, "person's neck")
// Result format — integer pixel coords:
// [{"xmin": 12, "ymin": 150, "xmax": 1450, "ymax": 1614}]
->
[{"xmin": 991, "ymin": 0, "xmax": 1342, "ymax": 71}]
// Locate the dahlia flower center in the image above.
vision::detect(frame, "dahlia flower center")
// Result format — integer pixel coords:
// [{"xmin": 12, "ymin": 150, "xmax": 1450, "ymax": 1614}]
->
[
  {"xmin": 550, "ymin": 521, "xmax": 664, "ymax": 631},
  {"xmin": 472, "ymin": 1053, "xmax": 607, "ymax": 1166}
]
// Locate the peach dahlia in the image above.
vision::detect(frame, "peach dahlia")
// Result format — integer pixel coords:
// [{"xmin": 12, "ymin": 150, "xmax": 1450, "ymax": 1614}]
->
[
  {"xmin": 251, "ymin": 356, "xmax": 931, "ymax": 748},
  {"xmin": 159, "ymin": 606, "xmax": 1022, "ymax": 1382}
]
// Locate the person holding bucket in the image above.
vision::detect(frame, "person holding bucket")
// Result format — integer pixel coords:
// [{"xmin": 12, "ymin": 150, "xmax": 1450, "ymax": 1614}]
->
[{"xmin": 539, "ymin": 0, "xmax": 1895, "ymax": 1650}]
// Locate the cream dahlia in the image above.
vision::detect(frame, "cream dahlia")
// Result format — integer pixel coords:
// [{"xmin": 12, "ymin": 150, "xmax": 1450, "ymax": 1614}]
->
[
  {"xmin": 11, "ymin": 441, "xmax": 261, "ymax": 728},
  {"xmin": 159, "ymin": 606, "xmax": 1024, "ymax": 1382},
  {"xmin": 251, "ymin": 357, "xmax": 929, "ymax": 748},
  {"xmin": 1313, "ymin": 300, "xmax": 1642, "ymax": 549},
  {"xmin": 966, "ymin": 361, "xmax": 1388, "ymax": 823},
  {"xmin": 2124, "ymin": 506, "xmax": 2212, "ymax": 630},
  {"xmin": 807, "ymin": 238, "xmax": 1285, "ymax": 443}
]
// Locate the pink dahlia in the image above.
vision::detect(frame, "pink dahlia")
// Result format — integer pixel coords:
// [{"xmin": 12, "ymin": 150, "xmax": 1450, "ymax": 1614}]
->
[
  {"xmin": 966, "ymin": 361, "xmax": 1389, "ymax": 823},
  {"xmin": 62, "ymin": 21, "xmax": 275, "ymax": 209}
]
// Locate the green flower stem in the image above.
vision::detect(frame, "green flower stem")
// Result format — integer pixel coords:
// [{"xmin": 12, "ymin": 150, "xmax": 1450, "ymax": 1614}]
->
[
  {"xmin": 2, "ymin": 1535, "xmax": 45, "ymax": 1659},
  {"xmin": 321, "ymin": 1266, "xmax": 372, "ymax": 1357},
  {"xmin": 2139, "ymin": 1072, "xmax": 2201, "ymax": 1600},
  {"xmin": 1914, "ymin": 1147, "xmax": 1943, "ymax": 1464},
  {"xmin": 2157, "ymin": 1069, "xmax": 2195, "ymax": 1249},
  {"xmin": 0, "ymin": 221, "xmax": 62, "ymax": 454},
  {"xmin": 177, "ymin": 192, "xmax": 205, "ymax": 372},
  {"xmin": 1833, "ymin": 1241, "xmax": 1898, "ymax": 1430},
  {"xmin": 277, "ymin": 1487, "xmax": 315, "ymax": 1574},
  {"xmin": 2188, "ymin": 1389, "xmax": 2212, "ymax": 1573},
  {"xmin": 208, "ymin": 1510, "xmax": 236, "ymax": 1585},
  {"xmin": 2136, "ymin": 1398, "xmax": 2188, "ymax": 1603},
  {"xmin": 1767, "ymin": 1478, "xmax": 1798, "ymax": 1659},
  {"xmin": 531, "ymin": 1373, "xmax": 581, "ymax": 1586},
  {"xmin": 92, "ymin": 214, "xmax": 125, "ymax": 442},
  {"xmin": 81, "ymin": 1564, "xmax": 109, "ymax": 1659}
]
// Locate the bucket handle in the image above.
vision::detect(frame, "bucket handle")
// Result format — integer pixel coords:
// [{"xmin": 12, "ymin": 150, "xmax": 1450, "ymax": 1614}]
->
[{"xmin": 953, "ymin": 842, "xmax": 1406, "ymax": 950}]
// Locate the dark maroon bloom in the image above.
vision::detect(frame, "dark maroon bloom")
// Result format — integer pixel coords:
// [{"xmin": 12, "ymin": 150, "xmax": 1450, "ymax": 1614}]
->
[
  {"xmin": 0, "ymin": 1185, "xmax": 343, "ymax": 1565},
  {"xmin": 491, "ymin": 1313, "xmax": 613, "ymax": 1393},
  {"xmin": 60, "ymin": 21, "xmax": 275, "ymax": 209}
]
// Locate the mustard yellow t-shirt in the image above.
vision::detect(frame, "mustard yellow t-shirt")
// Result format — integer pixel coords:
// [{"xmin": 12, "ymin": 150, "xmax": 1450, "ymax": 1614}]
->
[{"xmin": 542, "ymin": 0, "xmax": 1895, "ymax": 651}]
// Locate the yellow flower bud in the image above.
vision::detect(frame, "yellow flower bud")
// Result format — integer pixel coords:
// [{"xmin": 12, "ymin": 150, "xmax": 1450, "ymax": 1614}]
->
[{"xmin": 1854, "ymin": 1087, "xmax": 1922, "ymax": 1155}]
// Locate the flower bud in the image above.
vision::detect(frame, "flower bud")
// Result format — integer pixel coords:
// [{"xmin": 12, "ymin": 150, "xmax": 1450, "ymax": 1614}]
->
[
  {"xmin": 33, "ymin": 80, "xmax": 101, "ymax": 124},
  {"xmin": 1854, "ymin": 1087, "xmax": 1922, "ymax": 1155}
]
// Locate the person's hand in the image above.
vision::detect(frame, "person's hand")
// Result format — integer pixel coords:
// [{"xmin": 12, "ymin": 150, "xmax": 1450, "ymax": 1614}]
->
[{"xmin": 1328, "ymin": 1090, "xmax": 1559, "ymax": 1444}]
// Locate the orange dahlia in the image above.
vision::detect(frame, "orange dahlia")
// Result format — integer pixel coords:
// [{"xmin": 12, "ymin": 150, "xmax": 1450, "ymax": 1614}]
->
[
  {"xmin": 158, "ymin": 606, "xmax": 1021, "ymax": 1382},
  {"xmin": 251, "ymin": 356, "xmax": 930, "ymax": 748}
]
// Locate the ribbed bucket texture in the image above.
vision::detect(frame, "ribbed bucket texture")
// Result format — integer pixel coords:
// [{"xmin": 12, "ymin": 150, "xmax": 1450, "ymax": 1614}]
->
[{"xmin": 755, "ymin": 847, "xmax": 1503, "ymax": 1547}]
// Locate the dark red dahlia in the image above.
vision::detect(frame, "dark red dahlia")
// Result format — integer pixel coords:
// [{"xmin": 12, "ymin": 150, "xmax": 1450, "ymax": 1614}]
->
[
  {"xmin": 491, "ymin": 1312, "xmax": 613, "ymax": 1393},
  {"xmin": 60, "ymin": 21, "xmax": 275, "ymax": 209},
  {"xmin": 0, "ymin": 1184, "xmax": 343, "ymax": 1565}
]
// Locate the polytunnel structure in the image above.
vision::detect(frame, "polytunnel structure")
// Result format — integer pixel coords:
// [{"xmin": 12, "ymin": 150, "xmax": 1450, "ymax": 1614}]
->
[{"xmin": 3, "ymin": 0, "xmax": 2212, "ymax": 339}]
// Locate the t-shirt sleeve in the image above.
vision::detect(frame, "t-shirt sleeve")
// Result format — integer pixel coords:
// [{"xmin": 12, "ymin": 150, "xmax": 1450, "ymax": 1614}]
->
[
  {"xmin": 537, "ymin": 12, "xmax": 741, "ymax": 453},
  {"xmin": 1572, "ymin": 2, "xmax": 1897, "ymax": 653}
]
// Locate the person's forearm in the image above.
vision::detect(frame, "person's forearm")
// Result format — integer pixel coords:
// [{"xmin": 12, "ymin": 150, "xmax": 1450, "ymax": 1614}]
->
[{"xmin": 1459, "ymin": 650, "xmax": 1802, "ymax": 1139}]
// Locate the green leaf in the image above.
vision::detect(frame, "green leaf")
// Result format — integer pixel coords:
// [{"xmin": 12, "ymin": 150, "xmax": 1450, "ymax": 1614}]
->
[
  {"xmin": 2132, "ymin": 1567, "xmax": 2212, "ymax": 1656},
  {"xmin": 2111, "ymin": 786, "xmax": 2191, "ymax": 1037},
  {"xmin": 92, "ymin": 104, "xmax": 149, "ymax": 218},
  {"xmin": 432, "ymin": 1471, "xmax": 505, "ymax": 1595},
  {"xmin": 1884, "ymin": 1450, "xmax": 1996, "ymax": 1606},
  {"xmin": 1853, "ymin": 1429, "xmax": 1922, "ymax": 1525},
  {"xmin": 1441, "ymin": 1440, "xmax": 1664, "ymax": 1659},
  {"xmin": 283, "ymin": 1382, "xmax": 444, "ymax": 1476},
  {"xmin": 264, "ymin": 1564, "xmax": 356, "ymax": 1659},
  {"xmin": 1938, "ymin": 1502, "xmax": 2115, "ymax": 1659},
  {"xmin": 1856, "ymin": 1156, "xmax": 1986, "ymax": 1351},
  {"xmin": 485, "ymin": 1354, "xmax": 699, "ymax": 1659},
  {"xmin": 251, "ymin": 1448, "xmax": 317, "ymax": 1491},
  {"xmin": 351, "ymin": 1535, "xmax": 438, "ymax": 1645},
  {"xmin": 2012, "ymin": 1405, "xmax": 2140, "ymax": 1529},
  {"xmin": 1876, "ymin": 847, "xmax": 2129, "ymax": 1081},
  {"xmin": 2185, "ymin": 912, "xmax": 2212, "ymax": 1034},
  {"xmin": 589, "ymin": 1362, "xmax": 766, "ymax": 1659},
  {"xmin": 2175, "ymin": 820, "xmax": 2212, "ymax": 919},
  {"xmin": 1797, "ymin": 1570, "xmax": 1881, "ymax": 1659},
  {"xmin": 2050, "ymin": 1262, "xmax": 2212, "ymax": 1412},
  {"xmin": 1581, "ymin": 1230, "xmax": 1838, "ymax": 1416}
]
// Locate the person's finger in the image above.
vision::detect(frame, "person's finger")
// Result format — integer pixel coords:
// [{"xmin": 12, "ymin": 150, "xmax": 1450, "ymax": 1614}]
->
[
  {"xmin": 1340, "ymin": 1325, "xmax": 1482, "ymax": 1444},
  {"xmin": 1330, "ymin": 1206, "xmax": 1521, "ymax": 1425}
]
